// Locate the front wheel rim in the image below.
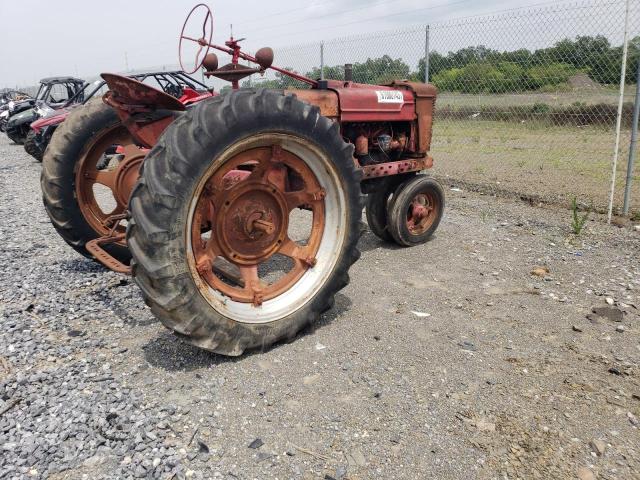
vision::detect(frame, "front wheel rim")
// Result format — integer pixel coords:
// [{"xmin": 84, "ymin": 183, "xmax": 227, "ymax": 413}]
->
[
  {"xmin": 406, "ymin": 190, "xmax": 439, "ymax": 235},
  {"xmin": 186, "ymin": 133, "xmax": 347, "ymax": 324}
]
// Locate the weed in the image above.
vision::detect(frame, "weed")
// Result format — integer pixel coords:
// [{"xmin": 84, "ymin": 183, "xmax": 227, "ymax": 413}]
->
[
  {"xmin": 571, "ymin": 197, "xmax": 590, "ymax": 235},
  {"xmin": 480, "ymin": 209, "xmax": 493, "ymax": 223}
]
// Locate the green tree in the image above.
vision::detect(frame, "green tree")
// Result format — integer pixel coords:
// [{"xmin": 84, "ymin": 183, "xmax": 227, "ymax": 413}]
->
[
  {"xmin": 352, "ymin": 55, "xmax": 411, "ymax": 84},
  {"xmin": 306, "ymin": 65, "xmax": 345, "ymax": 80}
]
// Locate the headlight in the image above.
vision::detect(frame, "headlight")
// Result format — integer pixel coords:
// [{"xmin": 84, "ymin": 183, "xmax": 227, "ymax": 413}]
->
[{"xmin": 8, "ymin": 101, "xmax": 15, "ymax": 111}]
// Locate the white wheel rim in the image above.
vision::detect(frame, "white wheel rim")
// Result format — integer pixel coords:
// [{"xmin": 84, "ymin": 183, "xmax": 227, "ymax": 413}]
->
[{"xmin": 186, "ymin": 133, "xmax": 347, "ymax": 324}]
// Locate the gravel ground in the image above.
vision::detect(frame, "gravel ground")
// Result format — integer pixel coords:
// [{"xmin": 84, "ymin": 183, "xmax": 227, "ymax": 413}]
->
[{"xmin": 1, "ymin": 134, "xmax": 639, "ymax": 480}]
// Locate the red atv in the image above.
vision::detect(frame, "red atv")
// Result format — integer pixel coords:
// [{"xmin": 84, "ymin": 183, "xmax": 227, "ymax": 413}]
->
[
  {"xmin": 41, "ymin": 4, "xmax": 444, "ymax": 355},
  {"xmin": 27, "ymin": 71, "xmax": 212, "ymax": 161}
]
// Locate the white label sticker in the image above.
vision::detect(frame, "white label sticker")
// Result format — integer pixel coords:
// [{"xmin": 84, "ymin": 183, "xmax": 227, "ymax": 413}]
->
[{"xmin": 375, "ymin": 90, "xmax": 404, "ymax": 104}]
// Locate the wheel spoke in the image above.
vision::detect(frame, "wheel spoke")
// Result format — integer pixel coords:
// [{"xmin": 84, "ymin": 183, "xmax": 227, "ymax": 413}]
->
[
  {"xmin": 203, "ymin": 233, "xmax": 222, "ymax": 259},
  {"xmin": 284, "ymin": 189, "xmax": 325, "ymax": 211},
  {"xmin": 119, "ymin": 144, "xmax": 142, "ymax": 158},
  {"xmin": 247, "ymin": 145, "xmax": 286, "ymax": 185},
  {"xmin": 278, "ymin": 237, "xmax": 316, "ymax": 267},
  {"xmin": 239, "ymin": 265, "xmax": 259, "ymax": 285},
  {"xmin": 239, "ymin": 265, "xmax": 265, "ymax": 306},
  {"xmin": 194, "ymin": 45, "xmax": 204, "ymax": 66},
  {"xmin": 89, "ymin": 169, "xmax": 117, "ymax": 190},
  {"xmin": 193, "ymin": 187, "xmax": 225, "ymax": 262}
]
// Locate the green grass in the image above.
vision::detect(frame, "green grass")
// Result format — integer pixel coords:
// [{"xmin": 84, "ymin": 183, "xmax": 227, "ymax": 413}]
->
[
  {"xmin": 431, "ymin": 119, "xmax": 639, "ymax": 210},
  {"xmin": 437, "ymin": 86, "xmax": 634, "ymax": 109}
]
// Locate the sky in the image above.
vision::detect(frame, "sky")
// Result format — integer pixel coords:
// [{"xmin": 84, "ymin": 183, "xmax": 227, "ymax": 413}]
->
[
  {"xmin": 0, "ymin": 0, "xmax": 556, "ymax": 88},
  {"xmin": 0, "ymin": 0, "xmax": 566, "ymax": 88}
]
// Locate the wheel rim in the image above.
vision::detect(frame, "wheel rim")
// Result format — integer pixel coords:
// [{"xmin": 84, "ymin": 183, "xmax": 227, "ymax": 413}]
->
[
  {"xmin": 186, "ymin": 133, "xmax": 346, "ymax": 324},
  {"xmin": 75, "ymin": 125, "xmax": 144, "ymax": 242},
  {"xmin": 406, "ymin": 190, "xmax": 439, "ymax": 235}
]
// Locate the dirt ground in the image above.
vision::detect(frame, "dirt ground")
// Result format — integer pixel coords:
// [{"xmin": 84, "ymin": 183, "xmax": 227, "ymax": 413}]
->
[{"xmin": 1, "ymin": 134, "xmax": 640, "ymax": 479}]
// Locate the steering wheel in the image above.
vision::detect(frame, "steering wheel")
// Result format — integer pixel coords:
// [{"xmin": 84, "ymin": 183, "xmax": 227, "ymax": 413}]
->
[{"xmin": 179, "ymin": 4, "xmax": 214, "ymax": 74}]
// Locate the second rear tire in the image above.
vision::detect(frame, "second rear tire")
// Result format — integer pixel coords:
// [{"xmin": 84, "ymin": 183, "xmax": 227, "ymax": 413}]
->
[{"xmin": 41, "ymin": 101, "xmax": 131, "ymax": 264}]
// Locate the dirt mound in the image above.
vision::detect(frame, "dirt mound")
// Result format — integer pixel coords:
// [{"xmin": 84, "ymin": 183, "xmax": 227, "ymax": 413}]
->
[{"xmin": 568, "ymin": 73, "xmax": 601, "ymax": 89}]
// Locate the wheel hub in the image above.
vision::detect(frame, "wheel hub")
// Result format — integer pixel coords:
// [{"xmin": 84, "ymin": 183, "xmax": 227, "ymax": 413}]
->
[
  {"xmin": 113, "ymin": 153, "xmax": 144, "ymax": 206},
  {"xmin": 216, "ymin": 181, "xmax": 288, "ymax": 265},
  {"xmin": 408, "ymin": 193, "xmax": 436, "ymax": 233}
]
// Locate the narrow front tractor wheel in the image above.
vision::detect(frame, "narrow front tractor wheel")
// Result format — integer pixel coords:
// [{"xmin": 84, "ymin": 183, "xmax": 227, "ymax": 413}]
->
[
  {"xmin": 127, "ymin": 90, "xmax": 363, "ymax": 355},
  {"xmin": 366, "ymin": 188, "xmax": 394, "ymax": 242},
  {"xmin": 386, "ymin": 176, "xmax": 444, "ymax": 247},
  {"xmin": 41, "ymin": 101, "xmax": 141, "ymax": 263},
  {"xmin": 365, "ymin": 176, "xmax": 413, "ymax": 242}
]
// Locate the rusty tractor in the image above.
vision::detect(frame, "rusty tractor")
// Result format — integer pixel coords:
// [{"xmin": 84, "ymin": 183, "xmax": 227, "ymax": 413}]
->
[{"xmin": 41, "ymin": 4, "xmax": 444, "ymax": 355}]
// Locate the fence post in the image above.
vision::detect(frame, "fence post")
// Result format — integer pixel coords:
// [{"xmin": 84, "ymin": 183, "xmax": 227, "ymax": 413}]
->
[
  {"xmin": 607, "ymin": 0, "xmax": 631, "ymax": 223},
  {"xmin": 623, "ymin": 57, "xmax": 640, "ymax": 215},
  {"xmin": 424, "ymin": 25, "xmax": 430, "ymax": 83},
  {"xmin": 320, "ymin": 42, "xmax": 325, "ymax": 81}
]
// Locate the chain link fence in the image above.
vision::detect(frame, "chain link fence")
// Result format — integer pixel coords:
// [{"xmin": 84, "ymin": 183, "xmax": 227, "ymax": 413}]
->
[
  {"xmin": 247, "ymin": 0, "xmax": 640, "ymax": 214},
  {"xmin": 7, "ymin": 0, "xmax": 639, "ymax": 214}
]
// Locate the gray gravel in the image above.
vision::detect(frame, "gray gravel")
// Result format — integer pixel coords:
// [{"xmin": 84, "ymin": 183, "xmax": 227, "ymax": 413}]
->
[{"xmin": 1, "ymin": 134, "xmax": 639, "ymax": 479}]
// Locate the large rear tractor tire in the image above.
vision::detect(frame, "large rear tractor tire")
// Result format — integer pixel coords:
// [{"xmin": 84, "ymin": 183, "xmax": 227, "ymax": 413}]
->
[
  {"xmin": 128, "ymin": 90, "xmax": 363, "ymax": 355},
  {"xmin": 24, "ymin": 130, "xmax": 43, "ymax": 162},
  {"xmin": 41, "ymin": 101, "xmax": 134, "ymax": 264}
]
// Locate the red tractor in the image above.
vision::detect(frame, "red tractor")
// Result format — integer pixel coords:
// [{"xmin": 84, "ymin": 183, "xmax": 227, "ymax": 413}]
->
[{"xmin": 41, "ymin": 4, "xmax": 444, "ymax": 355}]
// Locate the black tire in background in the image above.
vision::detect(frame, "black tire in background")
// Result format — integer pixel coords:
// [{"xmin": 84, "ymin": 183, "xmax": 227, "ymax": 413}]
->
[
  {"xmin": 7, "ymin": 129, "xmax": 25, "ymax": 145},
  {"xmin": 386, "ymin": 176, "xmax": 445, "ymax": 247},
  {"xmin": 41, "ymin": 101, "xmax": 131, "ymax": 263},
  {"xmin": 24, "ymin": 130, "xmax": 43, "ymax": 162},
  {"xmin": 127, "ymin": 89, "xmax": 364, "ymax": 355}
]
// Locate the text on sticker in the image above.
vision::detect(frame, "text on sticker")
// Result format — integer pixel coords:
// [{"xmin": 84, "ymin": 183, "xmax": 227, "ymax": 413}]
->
[{"xmin": 375, "ymin": 90, "xmax": 404, "ymax": 103}]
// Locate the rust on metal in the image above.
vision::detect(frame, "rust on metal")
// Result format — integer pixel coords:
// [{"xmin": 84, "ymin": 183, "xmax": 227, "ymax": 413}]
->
[
  {"xmin": 86, "ymin": 234, "xmax": 131, "ymax": 274},
  {"xmin": 123, "ymin": 115, "xmax": 176, "ymax": 149},
  {"xmin": 204, "ymin": 62, "xmax": 261, "ymax": 84},
  {"xmin": 85, "ymin": 212, "xmax": 132, "ymax": 274},
  {"xmin": 190, "ymin": 142, "xmax": 326, "ymax": 305},
  {"xmin": 202, "ymin": 53, "xmax": 219, "ymax": 71},
  {"xmin": 360, "ymin": 156, "xmax": 433, "ymax": 179},
  {"xmin": 75, "ymin": 125, "xmax": 139, "ymax": 241},
  {"xmin": 385, "ymin": 80, "xmax": 437, "ymax": 155},
  {"xmin": 286, "ymin": 89, "xmax": 339, "ymax": 118},
  {"xmin": 254, "ymin": 47, "xmax": 274, "ymax": 69},
  {"xmin": 102, "ymin": 74, "xmax": 185, "ymax": 111},
  {"xmin": 406, "ymin": 190, "xmax": 440, "ymax": 235}
]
